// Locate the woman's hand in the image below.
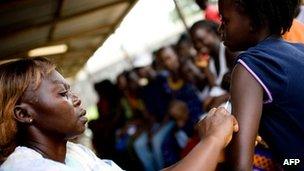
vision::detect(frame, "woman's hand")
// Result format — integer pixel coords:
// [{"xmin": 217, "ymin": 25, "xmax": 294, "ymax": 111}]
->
[
  {"xmin": 162, "ymin": 108, "xmax": 239, "ymax": 171},
  {"xmin": 197, "ymin": 107, "xmax": 239, "ymax": 148}
]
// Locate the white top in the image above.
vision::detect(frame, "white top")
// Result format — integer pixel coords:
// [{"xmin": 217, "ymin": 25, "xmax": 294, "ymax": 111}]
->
[
  {"xmin": 0, "ymin": 142, "xmax": 123, "ymax": 171},
  {"xmin": 209, "ymin": 42, "xmax": 229, "ymax": 86},
  {"xmin": 296, "ymin": 5, "xmax": 304, "ymax": 23}
]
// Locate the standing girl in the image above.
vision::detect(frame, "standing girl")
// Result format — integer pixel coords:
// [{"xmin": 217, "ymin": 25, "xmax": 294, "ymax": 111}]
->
[{"xmin": 218, "ymin": 0, "xmax": 304, "ymax": 170}]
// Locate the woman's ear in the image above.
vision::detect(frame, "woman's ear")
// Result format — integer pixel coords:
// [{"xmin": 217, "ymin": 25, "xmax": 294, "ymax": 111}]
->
[{"xmin": 14, "ymin": 103, "xmax": 34, "ymax": 124}]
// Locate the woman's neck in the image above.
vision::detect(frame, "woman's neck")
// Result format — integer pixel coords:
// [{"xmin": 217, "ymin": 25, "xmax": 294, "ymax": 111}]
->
[{"xmin": 23, "ymin": 127, "xmax": 68, "ymax": 163}]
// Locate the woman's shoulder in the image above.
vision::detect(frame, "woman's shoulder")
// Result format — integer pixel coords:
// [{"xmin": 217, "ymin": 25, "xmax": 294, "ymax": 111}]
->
[
  {"xmin": 66, "ymin": 142, "xmax": 123, "ymax": 170},
  {"xmin": 1, "ymin": 146, "xmax": 42, "ymax": 165},
  {"xmin": 0, "ymin": 143, "xmax": 123, "ymax": 171},
  {"xmin": 0, "ymin": 146, "xmax": 71, "ymax": 171}
]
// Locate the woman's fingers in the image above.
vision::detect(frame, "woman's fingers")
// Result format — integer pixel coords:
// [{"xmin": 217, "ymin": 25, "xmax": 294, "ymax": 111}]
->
[
  {"xmin": 208, "ymin": 108, "xmax": 217, "ymax": 116},
  {"xmin": 215, "ymin": 107, "xmax": 230, "ymax": 116}
]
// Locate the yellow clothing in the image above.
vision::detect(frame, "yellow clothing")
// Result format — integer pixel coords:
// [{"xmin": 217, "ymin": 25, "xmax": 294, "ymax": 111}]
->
[{"xmin": 283, "ymin": 19, "xmax": 304, "ymax": 43}]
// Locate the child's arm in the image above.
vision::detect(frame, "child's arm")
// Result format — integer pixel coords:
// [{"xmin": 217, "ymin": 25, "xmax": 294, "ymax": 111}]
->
[{"xmin": 227, "ymin": 64, "xmax": 264, "ymax": 170}]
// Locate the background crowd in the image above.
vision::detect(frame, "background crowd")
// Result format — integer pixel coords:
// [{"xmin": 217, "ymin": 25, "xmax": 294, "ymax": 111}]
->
[{"xmin": 86, "ymin": 1, "xmax": 304, "ymax": 171}]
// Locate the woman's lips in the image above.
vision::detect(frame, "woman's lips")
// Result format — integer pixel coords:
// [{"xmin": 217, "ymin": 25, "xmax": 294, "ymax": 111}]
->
[
  {"xmin": 79, "ymin": 110, "xmax": 88, "ymax": 123},
  {"xmin": 79, "ymin": 115, "xmax": 88, "ymax": 124}
]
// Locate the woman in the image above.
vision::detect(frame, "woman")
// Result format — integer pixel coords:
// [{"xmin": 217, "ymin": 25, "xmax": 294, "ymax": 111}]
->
[
  {"xmin": 0, "ymin": 57, "xmax": 238, "ymax": 171},
  {"xmin": 0, "ymin": 57, "xmax": 122, "ymax": 170}
]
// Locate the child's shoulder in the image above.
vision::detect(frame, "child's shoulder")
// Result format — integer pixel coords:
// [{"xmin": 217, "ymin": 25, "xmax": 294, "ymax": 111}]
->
[
  {"xmin": 240, "ymin": 36, "xmax": 304, "ymax": 60},
  {"xmin": 258, "ymin": 36, "xmax": 304, "ymax": 51}
]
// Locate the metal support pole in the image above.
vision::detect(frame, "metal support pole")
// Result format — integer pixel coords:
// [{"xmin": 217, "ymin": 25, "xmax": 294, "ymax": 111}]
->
[{"xmin": 173, "ymin": 0, "xmax": 190, "ymax": 35}]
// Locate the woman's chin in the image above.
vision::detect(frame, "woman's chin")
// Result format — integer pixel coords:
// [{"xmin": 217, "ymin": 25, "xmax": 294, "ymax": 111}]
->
[{"xmin": 66, "ymin": 127, "xmax": 86, "ymax": 140}]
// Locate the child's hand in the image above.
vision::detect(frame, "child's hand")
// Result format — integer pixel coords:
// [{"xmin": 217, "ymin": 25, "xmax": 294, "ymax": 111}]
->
[{"xmin": 197, "ymin": 107, "xmax": 239, "ymax": 148}]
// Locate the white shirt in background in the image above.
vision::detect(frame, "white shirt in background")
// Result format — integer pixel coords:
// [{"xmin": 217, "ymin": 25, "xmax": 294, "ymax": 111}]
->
[{"xmin": 297, "ymin": 5, "xmax": 304, "ymax": 23}]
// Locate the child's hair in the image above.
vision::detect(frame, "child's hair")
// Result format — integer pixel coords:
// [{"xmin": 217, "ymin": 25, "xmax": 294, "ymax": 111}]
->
[
  {"xmin": 176, "ymin": 33, "xmax": 192, "ymax": 47},
  {"xmin": 155, "ymin": 45, "xmax": 178, "ymax": 63},
  {"xmin": 190, "ymin": 20, "xmax": 220, "ymax": 36},
  {"xmin": 231, "ymin": 0, "xmax": 300, "ymax": 35},
  {"xmin": 0, "ymin": 57, "xmax": 55, "ymax": 161},
  {"xmin": 156, "ymin": 45, "xmax": 176, "ymax": 56}
]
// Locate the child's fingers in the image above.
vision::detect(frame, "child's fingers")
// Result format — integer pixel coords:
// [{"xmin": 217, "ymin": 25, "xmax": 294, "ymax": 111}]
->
[
  {"xmin": 255, "ymin": 136, "xmax": 262, "ymax": 146},
  {"xmin": 231, "ymin": 116, "xmax": 239, "ymax": 132},
  {"xmin": 256, "ymin": 135, "xmax": 262, "ymax": 142}
]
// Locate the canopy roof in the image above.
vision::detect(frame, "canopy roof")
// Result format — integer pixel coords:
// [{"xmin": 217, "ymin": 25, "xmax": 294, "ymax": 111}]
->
[{"xmin": 0, "ymin": 0, "xmax": 137, "ymax": 77}]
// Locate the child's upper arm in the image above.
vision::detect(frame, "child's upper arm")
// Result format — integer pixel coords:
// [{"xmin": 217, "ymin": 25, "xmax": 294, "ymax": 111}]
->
[{"xmin": 227, "ymin": 64, "xmax": 264, "ymax": 170}]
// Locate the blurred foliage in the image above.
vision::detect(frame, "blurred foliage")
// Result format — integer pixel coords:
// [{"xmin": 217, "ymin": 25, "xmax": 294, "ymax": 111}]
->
[{"xmin": 87, "ymin": 105, "xmax": 99, "ymax": 121}]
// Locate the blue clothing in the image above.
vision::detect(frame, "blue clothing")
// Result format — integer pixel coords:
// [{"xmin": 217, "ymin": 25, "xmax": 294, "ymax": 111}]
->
[
  {"xmin": 237, "ymin": 36, "xmax": 304, "ymax": 169},
  {"xmin": 133, "ymin": 122, "xmax": 175, "ymax": 171},
  {"xmin": 163, "ymin": 82, "xmax": 203, "ymax": 124},
  {"xmin": 140, "ymin": 74, "xmax": 203, "ymax": 124},
  {"xmin": 139, "ymin": 75, "xmax": 172, "ymax": 123}
]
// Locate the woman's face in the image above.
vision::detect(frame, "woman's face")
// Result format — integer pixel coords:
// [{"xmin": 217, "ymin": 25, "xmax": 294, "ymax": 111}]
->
[
  {"xmin": 25, "ymin": 70, "xmax": 87, "ymax": 139},
  {"xmin": 218, "ymin": 0, "xmax": 252, "ymax": 51}
]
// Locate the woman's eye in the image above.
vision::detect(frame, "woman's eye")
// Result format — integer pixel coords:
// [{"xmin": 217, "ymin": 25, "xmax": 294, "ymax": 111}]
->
[{"xmin": 59, "ymin": 91, "xmax": 68, "ymax": 97}]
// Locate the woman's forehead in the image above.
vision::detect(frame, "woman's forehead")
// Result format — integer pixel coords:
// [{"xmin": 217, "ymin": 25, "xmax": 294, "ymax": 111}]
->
[
  {"xmin": 23, "ymin": 71, "xmax": 67, "ymax": 100},
  {"xmin": 46, "ymin": 70, "xmax": 70, "ymax": 89}
]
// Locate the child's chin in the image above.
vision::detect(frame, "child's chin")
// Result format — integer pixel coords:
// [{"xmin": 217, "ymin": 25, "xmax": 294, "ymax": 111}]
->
[{"xmin": 224, "ymin": 42, "xmax": 239, "ymax": 52}]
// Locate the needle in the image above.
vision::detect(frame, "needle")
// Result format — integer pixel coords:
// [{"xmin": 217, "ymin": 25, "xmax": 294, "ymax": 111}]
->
[
  {"xmin": 199, "ymin": 98, "xmax": 231, "ymax": 122},
  {"xmin": 224, "ymin": 99, "xmax": 230, "ymax": 110}
]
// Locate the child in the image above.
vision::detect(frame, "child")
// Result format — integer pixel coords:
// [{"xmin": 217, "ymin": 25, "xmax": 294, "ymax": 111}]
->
[{"xmin": 218, "ymin": 0, "xmax": 304, "ymax": 170}]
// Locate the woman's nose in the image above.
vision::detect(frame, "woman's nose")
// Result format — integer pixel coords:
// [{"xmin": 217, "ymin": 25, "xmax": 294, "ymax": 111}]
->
[{"xmin": 72, "ymin": 92, "xmax": 81, "ymax": 107}]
